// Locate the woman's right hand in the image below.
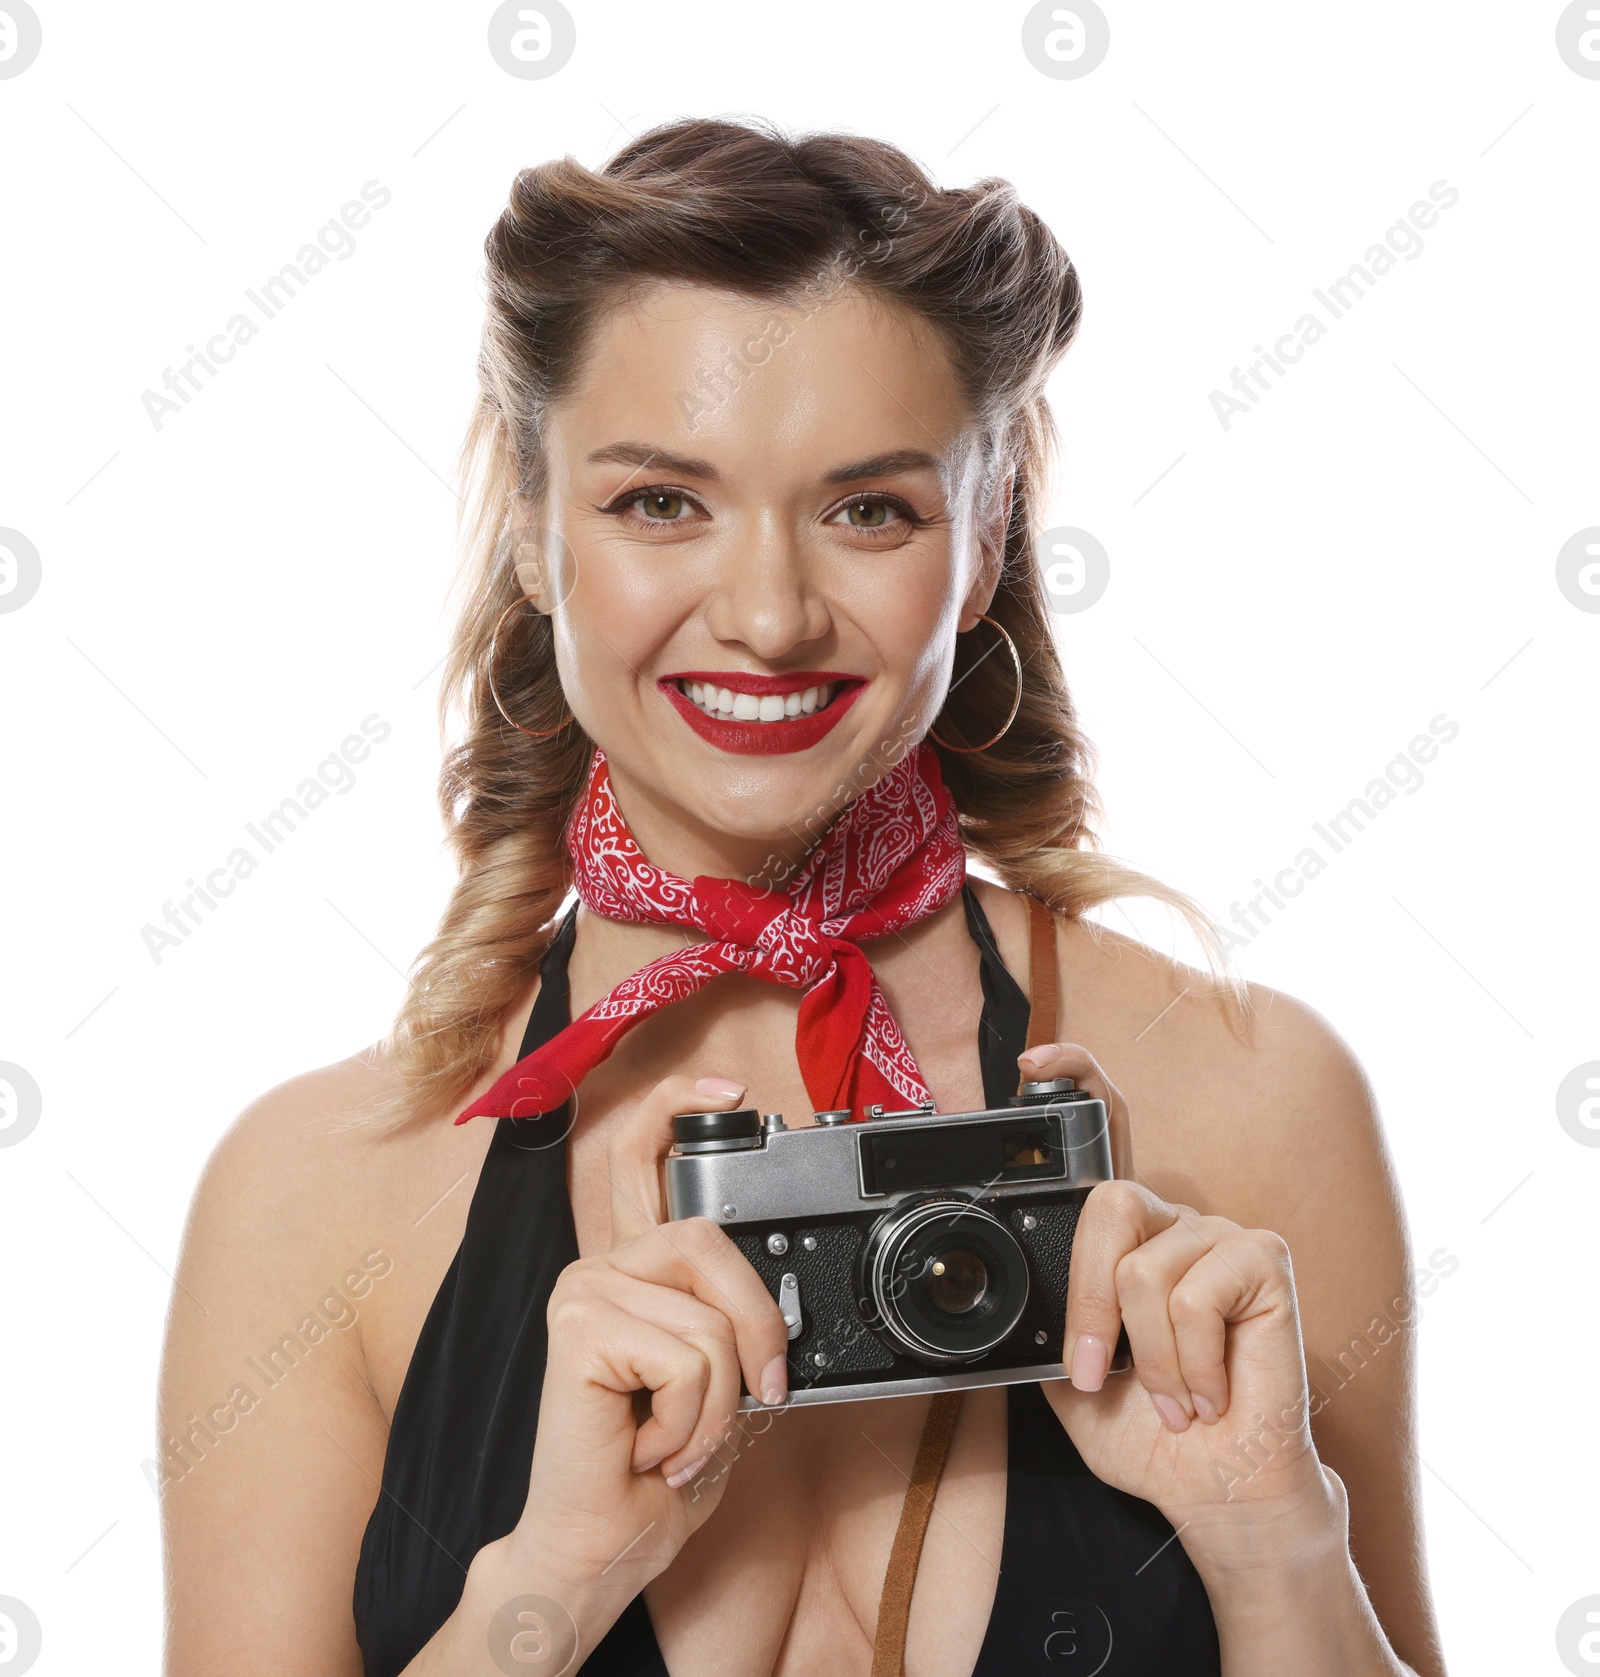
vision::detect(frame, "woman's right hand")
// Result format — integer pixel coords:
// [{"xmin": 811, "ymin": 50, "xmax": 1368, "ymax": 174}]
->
[{"xmin": 494, "ymin": 1075, "xmax": 790, "ymax": 1603}]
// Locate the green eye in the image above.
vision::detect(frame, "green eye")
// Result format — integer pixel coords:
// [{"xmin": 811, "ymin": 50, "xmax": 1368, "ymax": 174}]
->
[
  {"xmin": 840, "ymin": 499, "xmax": 896, "ymax": 527},
  {"xmin": 641, "ymin": 493, "xmax": 687, "ymax": 520}
]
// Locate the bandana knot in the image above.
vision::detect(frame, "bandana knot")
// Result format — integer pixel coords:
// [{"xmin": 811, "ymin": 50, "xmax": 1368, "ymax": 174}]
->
[{"xmin": 688, "ymin": 879, "xmax": 798, "ymax": 961}]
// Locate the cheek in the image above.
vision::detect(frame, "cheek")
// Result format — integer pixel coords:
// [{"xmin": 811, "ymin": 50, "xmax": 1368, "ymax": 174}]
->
[
  {"xmin": 841, "ymin": 557, "xmax": 959, "ymax": 685},
  {"xmin": 888, "ymin": 613, "xmax": 953, "ymax": 692},
  {"xmin": 559, "ymin": 544, "xmax": 691, "ymax": 676}
]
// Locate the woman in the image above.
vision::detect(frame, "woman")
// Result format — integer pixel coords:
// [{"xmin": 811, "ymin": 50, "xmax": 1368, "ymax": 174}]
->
[{"xmin": 159, "ymin": 118, "xmax": 1446, "ymax": 1675}]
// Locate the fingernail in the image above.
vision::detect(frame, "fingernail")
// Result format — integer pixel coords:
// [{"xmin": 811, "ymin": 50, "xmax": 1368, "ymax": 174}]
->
[
  {"xmin": 665, "ymin": 1454, "xmax": 711, "ymax": 1489},
  {"xmin": 1020, "ymin": 1043, "xmax": 1061, "ymax": 1067},
  {"xmin": 759, "ymin": 1354, "xmax": 789, "ymax": 1407},
  {"xmin": 693, "ymin": 1077, "xmax": 746, "ymax": 1100},
  {"xmin": 1192, "ymin": 1393, "xmax": 1220, "ymax": 1425},
  {"xmin": 1150, "ymin": 1392, "xmax": 1191, "ymax": 1433},
  {"xmin": 1069, "ymin": 1334, "xmax": 1108, "ymax": 1393}
]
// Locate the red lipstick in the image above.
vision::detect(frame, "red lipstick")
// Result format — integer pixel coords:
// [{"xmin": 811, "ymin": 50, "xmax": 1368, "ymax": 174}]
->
[{"xmin": 657, "ymin": 671, "xmax": 865, "ymax": 756}]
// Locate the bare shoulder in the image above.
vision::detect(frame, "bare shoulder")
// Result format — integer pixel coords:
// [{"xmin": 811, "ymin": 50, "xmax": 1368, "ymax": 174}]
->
[
  {"xmin": 158, "ymin": 1026, "xmax": 519, "ymax": 1672},
  {"xmin": 167, "ymin": 1025, "xmax": 514, "ymax": 1417},
  {"xmin": 186, "ymin": 1048, "xmax": 403, "ymax": 1254},
  {"xmin": 166, "ymin": 1052, "xmax": 417, "ymax": 1427},
  {"xmin": 180, "ymin": 1046, "xmax": 470, "ymax": 1250},
  {"xmin": 939, "ymin": 880, "xmax": 1390, "ymax": 1226},
  {"xmin": 1050, "ymin": 908, "xmax": 1443, "ymax": 1675},
  {"xmin": 1042, "ymin": 910, "xmax": 1393, "ymax": 1227},
  {"xmin": 1076, "ymin": 923, "xmax": 1417, "ymax": 1377}
]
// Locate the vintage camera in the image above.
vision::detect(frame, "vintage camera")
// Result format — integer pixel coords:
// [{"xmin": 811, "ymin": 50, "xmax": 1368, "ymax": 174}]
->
[{"xmin": 664, "ymin": 1079, "xmax": 1128, "ymax": 1409}]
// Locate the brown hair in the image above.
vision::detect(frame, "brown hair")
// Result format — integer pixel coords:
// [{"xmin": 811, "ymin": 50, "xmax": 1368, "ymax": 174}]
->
[{"xmin": 361, "ymin": 116, "xmax": 1245, "ymax": 1130}]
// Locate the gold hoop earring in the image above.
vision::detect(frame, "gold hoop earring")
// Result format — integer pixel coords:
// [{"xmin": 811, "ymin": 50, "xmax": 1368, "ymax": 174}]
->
[
  {"xmin": 929, "ymin": 613, "xmax": 1023, "ymax": 754},
  {"xmin": 486, "ymin": 593, "xmax": 573, "ymax": 739}
]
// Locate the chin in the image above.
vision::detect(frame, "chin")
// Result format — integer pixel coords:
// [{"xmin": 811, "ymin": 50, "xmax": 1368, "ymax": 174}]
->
[
  {"xmin": 657, "ymin": 709, "xmax": 913, "ymax": 845},
  {"xmin": 678, "ymin": 742, "xmax": 879, "ymax": 836}
]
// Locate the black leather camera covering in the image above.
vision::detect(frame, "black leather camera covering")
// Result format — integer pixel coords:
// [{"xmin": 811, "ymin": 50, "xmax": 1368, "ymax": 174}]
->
[{"xmin": 733, "ymin": 1191, "xmax": 1087, "ymax": 1395}]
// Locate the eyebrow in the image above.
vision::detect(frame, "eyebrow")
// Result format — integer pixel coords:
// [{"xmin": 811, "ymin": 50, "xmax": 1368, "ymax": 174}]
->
[
  {"xmin": 584, "ymin": 441, "xmax": 945, "ymax": 486},
  {"xmin": 823, "ymin": 448, "xmax": 944, "ymax": 485}
]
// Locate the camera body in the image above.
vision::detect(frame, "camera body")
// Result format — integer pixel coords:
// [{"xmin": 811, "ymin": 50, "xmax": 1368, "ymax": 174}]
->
[{"xmin": 664, "ymin": 1079, "xmax": 1126, "ymax": 1409}]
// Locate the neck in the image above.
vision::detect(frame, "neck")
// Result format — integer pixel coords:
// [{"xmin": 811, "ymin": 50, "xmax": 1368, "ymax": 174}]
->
[{"xmin": 602, "ymin": 760, "xmax": 843, "ymax": 889}]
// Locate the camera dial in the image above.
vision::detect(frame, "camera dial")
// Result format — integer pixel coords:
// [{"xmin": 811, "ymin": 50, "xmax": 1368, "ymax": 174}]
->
[
  {"xmin": 1012, "ymin": 1077, "xmax": 1083, "ymax": 1105},
  {"xmin": 671, "ymin": 1108, "xmax": 764, "ymax": 1153}
]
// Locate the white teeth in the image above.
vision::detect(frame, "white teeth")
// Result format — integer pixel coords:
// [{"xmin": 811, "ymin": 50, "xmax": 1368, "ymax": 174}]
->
[{"xmin": 678, "ymin": 680, "xmax": 838, "ymax": 722}]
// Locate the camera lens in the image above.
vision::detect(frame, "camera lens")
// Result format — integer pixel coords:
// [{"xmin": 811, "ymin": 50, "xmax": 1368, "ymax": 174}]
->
[
  {"xmin": 863, "ymin": 1201, "xmax": 1029, "ymax": 1364},
  {"xmin": 923, "ymin": 1248, "xmax": 988, "ymax": 1315}
]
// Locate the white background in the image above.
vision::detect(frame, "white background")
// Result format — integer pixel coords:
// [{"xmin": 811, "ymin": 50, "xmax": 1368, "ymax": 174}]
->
[{"xmin": 1, "ymin": 2, "xmax": 1596, "ymax": 1671}]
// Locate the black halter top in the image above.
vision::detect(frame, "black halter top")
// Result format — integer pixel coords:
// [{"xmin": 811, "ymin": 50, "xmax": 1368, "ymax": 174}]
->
[{"xmin": 353, "ymin": 885, "xmax": 1221, "ymax": 1674}]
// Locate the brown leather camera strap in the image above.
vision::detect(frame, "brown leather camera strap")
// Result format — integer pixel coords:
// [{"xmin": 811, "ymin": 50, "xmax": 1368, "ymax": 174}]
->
[
  {"xmin": 869, "ymin": 1387, "xmax": 963, "ymax": 1677},
  {"xmin": 869, "ymin": 892, "xmax": 1058, "ymax": 1675},
  {"xmin": 1023, "ymin": 892, "xmax": 1060, "ymax": 1057}
]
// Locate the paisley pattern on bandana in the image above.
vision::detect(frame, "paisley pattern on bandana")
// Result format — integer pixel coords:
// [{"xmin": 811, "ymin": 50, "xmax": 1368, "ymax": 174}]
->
[{"xmin": 455, "ymin": 741, "xmax": 967, "ymax": 1125}]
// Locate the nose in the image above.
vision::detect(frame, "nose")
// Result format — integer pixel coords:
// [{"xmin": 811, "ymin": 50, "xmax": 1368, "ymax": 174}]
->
[{"xmin": 702, "ymin": 508, "xmax": 831, "ymax": 660}]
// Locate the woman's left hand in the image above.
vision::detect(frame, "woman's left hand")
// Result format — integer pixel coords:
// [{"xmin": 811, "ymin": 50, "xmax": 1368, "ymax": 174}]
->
[{"xmin": 1021, "ymin": 1043, "xmax": 1344, "ymax": 1572}]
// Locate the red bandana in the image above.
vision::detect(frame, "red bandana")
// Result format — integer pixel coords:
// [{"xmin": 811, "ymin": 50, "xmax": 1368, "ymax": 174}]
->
[{"xmin": 455, "ymin": 741, "xmax": 967, "ymax": 1126}]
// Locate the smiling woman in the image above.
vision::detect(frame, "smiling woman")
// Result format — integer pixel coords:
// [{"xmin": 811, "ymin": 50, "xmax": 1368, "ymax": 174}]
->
[{"xmin": 159, "ymin": 116, "xmax": 1446, "ymax": 1677}]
